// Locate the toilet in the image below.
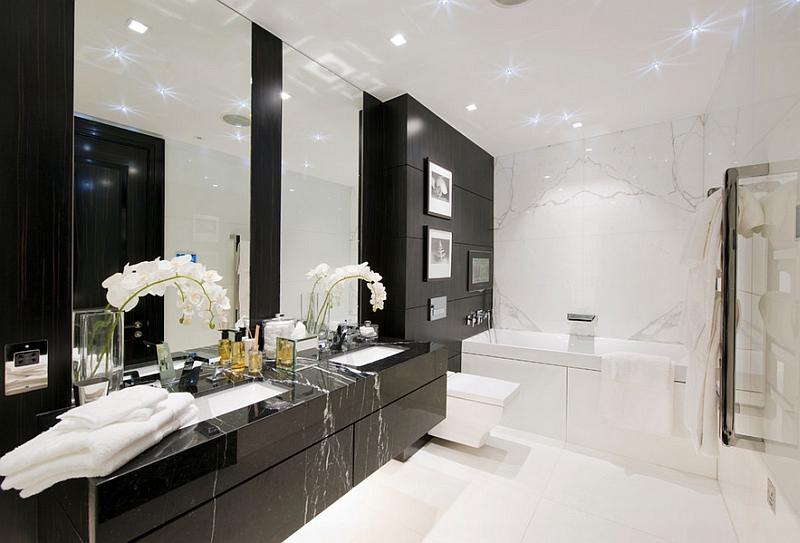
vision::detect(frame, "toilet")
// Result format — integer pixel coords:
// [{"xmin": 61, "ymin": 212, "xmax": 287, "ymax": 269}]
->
[{"xmin": 428, "ymin": 372, "xmax": 520, "ymax": 448}]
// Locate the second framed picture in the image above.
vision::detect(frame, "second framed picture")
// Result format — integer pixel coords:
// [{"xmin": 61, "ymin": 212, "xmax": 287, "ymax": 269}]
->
[
  {"xmin": 426, "ymin": 159, "xmax": 453, "ymax": 219},
  {"xmin": 425, "ymin": 227, "xmax": 452, "ymax": 280}
]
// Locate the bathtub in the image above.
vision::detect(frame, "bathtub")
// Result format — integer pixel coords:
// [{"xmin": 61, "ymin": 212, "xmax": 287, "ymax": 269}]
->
[
  {"xmin": 461, "ymin": 329, "xmax": 716, "ymax": 478},
  {"xmin": 462, "ymin": 329, "xmax": 688, "ymax": 382}
]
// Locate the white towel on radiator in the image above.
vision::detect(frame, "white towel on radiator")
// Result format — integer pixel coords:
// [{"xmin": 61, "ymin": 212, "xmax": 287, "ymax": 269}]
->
[{"xmin": 599, "ymin": 351, "xmax": 675, "ymax": 437}]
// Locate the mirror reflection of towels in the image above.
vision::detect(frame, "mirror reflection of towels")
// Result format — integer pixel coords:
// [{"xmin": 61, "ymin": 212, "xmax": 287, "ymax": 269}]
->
[
  {"xmin": 758, "ymin": 291, "xmax": 799, "ymax": 353},
  {"xmin": 737, "ymin": 186, "xmax": 764, "ymax": 238},
  {"xmin": 757, "ymin": 181, "xmax": 798, "ymax": 250}
]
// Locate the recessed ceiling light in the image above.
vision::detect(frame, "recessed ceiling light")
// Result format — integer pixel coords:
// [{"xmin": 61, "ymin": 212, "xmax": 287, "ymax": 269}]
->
[
  {"xmin": 390, "ymin": 34, "xmax": 407, "ymax": 46},
  {"xmin": 126, "ymin": 18, "xmax": 149, "ymax": 34},
  {"xmin": 280, "ymin": 91, "xmax": 292, "ymax": 100},
  {"xmin": 572, "ymin": 122, "xmax": 583, "ymax": 128},
  {"xmin": 466, "ymin": 104, "xmax": 478, "ymax": 111}
]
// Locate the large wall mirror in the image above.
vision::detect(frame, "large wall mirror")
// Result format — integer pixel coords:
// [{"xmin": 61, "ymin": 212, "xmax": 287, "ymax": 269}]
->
[
  {"xmin": 280, "ymin": 45, "xmax": 363, "ymax": 324},
  {"xmin": 74, "ymin": 0, "xmax": 364, "ymax": 362},
  {"xmin": 74, "ymin": 0, "xmax": 251, "ymax": 356}
]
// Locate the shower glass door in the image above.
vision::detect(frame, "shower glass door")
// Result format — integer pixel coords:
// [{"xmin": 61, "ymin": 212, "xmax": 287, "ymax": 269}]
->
[{"xmin": 724, "ymin": 160, "xmax": 800, "ymax": 457}]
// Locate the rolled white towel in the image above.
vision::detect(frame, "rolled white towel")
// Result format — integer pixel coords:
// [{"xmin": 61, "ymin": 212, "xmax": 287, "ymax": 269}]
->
[{"xmin": 57, "ymin": 385, "xmax": 168, "ymax": 429}]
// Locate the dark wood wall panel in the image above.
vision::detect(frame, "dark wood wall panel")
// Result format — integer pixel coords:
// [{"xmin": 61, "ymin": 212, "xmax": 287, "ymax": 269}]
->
[
  {"xmin": 250, "ymin": 24, "xmax": 283, "ymax": 322},
  {"xmin": 362, "ymin": 94, "xmax": 494, "ymax": 371},
  {"xmin": 0, "ymin": 0, "xmax": 75, "ymax": 541}
]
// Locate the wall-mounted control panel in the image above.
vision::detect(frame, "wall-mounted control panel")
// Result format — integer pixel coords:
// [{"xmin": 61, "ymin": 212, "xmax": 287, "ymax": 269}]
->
[
  {"xmin": 430, "ymin": 296, "xmax": 447, "ymax": 321},
  {"xmin": 5, "ymin": 340, "xmax": 48, "ymax": 396}
]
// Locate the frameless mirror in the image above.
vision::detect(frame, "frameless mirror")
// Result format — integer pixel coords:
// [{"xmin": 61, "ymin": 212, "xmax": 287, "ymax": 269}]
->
[
  {"xmin": 74, "ymin": 0, "xmax": 251, "ymax": 357},
  {"xmin": 280, "ymin": 45, "xmax": 363, "ymax": 325}
]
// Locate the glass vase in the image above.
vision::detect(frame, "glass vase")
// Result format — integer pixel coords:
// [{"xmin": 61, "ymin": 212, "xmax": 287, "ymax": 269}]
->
[
  {"xmin": 73, "ymin": 309, "xmax": 125, "ymax": 400},
  {"xmin": 302, "ymin": 292, "xmax": 331, "ymax": 353}
]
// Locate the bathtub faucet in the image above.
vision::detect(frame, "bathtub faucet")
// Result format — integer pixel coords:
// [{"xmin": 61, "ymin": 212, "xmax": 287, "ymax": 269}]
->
[
  {"xmin": 467, "ymin": 309, "xmax": 492, "ymax": 327},
  {"xmin": 567, "ymin": 312, "xmax": 597, "ymax": 338}
]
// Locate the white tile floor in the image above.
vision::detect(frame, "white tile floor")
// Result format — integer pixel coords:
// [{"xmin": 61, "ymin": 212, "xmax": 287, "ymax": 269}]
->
[{"xmin": 284, "ymin": 427, "xmax": 740, "ymax": 543}]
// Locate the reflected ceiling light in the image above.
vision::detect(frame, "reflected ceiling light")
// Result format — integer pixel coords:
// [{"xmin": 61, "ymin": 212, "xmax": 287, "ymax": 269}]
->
[
  {"xmin": 585, "ymin": 148, "xmax": 593, "ymax": 151},
  {"xmin": 572, "ymin": 122, "xmax": 583, "ymax": 128},
  {"xmin": 465, "ymin": 103, "xmax": 478, "ymax": 111},
  {"xmin": 280, "ymin": 91, "xmax": 292, "ymax": 100},
  {"xmin": 212, "ymin": 184, "xmax": 219, "ymax": 187},
  {"xmin": 490, "ymin": 0, "xmax": 533, "ymax": 6},
  {"xmin": 390, "ymin": 34, "xmax": 407, "ymax": 46},
  {"xmin": 126, "ymin": 18, "xmax": 150, "ymax": 34},
  {"xmin": 221, "ymin": 114, "xmax": 251, "ymax": 127},
  {"xmin": 652, "ymin": 61, "xmax": 661, "ymax": 69}
]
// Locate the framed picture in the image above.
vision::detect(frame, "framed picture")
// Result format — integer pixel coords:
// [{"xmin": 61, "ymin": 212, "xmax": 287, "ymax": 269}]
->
[
  {"xmin": 468, "ymin": 250, "xmax": 492, "ymax": 292},
  {"xmin": 426, "ymin": 159, "xmax": 453, "ymax": 219},
  {"xmin": 426, "ymin": 227, "xmax": 452, "ymax": 280}
]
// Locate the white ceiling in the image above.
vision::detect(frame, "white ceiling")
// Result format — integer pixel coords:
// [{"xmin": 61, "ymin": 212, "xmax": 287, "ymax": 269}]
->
[{"xmin": 222, "ymin": 0, "xmax": 751, "ymax": 157}]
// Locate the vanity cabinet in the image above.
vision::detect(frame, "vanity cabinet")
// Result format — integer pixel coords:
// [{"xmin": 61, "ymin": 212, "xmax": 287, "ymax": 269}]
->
[{"xmin": 38, "ymin": 342, "xmax": 447, "ymax": 543}]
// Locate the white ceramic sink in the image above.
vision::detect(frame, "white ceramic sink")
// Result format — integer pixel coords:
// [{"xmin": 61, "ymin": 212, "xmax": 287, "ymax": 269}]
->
[
  {"xmin": 188, "ymin": 381, "xmax": 288, "ymax": 426},
  {"xmin": 328, "ymin": 345, "xmax": 405, "ymax": 367}
]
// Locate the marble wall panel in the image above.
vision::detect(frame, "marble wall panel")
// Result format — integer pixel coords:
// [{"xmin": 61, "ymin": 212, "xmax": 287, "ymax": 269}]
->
[{"xmin": 494, "ymin": 117, "xmax": 704, "ymax": 341}]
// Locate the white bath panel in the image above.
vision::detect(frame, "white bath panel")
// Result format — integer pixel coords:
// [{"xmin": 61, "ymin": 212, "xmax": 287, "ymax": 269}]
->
[{"xmin": 566, "ymin": 368, "xmax": 717, "ymax": 478}]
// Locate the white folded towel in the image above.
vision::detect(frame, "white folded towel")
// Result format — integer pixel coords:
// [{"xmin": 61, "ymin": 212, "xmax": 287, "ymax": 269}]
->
[
  {"xmin": 599, "ymin": 351, "xmax": 675, "ymax": 437},
  {"xmin": 0, "ymin": 391, "xmax": 195, "ymax": 498},
  {"xmin": 57, "ymin": 385, "xmax": 168, "ymax": 429}
]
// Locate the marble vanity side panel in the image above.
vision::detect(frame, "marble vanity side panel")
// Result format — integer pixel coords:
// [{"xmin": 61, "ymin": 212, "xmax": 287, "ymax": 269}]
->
[
  {"xmin": 95, "ymin": 432, "xmax": 227, "ymax": 543},
  {"xmin": 353, "ymin": 375, "xmax": 447, "ymax": 485},
  {"xmin": 42, "ymin": 478, "xmax": 91, "ymax": 542},
  {"xmin": 38, "ymin": 489, "xmax": 84, "ymax": 543}
]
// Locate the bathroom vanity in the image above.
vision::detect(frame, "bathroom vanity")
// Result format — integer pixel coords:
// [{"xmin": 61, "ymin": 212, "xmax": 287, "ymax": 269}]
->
[{"xmin": 37, "ymin": 341, "xmax": 447, "ymax": 543}]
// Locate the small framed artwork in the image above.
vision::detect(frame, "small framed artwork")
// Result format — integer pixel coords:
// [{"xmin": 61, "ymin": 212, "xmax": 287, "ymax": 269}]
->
[
  {"xmin": 426, "ymin": 227, "xmax": 452, "ymax": 280},
  {"xmin": 468, "ymin": 250, "xmax": 493, "ymax": 292},
  {"xmin": 426, "ymin": 159, "xmax": 453, "ymax": 219}
]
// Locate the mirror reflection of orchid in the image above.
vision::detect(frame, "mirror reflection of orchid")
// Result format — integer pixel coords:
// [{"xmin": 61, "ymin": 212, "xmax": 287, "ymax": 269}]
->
[
  {"xmin": 305, "ymin": 262, "xmax": 387, "ymax": 335},
  {"xmin": 83, "ymin": 256, "xmax": 231, "ymax": 380}
]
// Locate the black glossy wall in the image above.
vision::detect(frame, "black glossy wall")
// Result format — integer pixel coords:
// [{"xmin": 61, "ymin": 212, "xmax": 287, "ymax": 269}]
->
[
  {"xmin": 361, "ymin": 94, "xmax": 494, "ymax": 371},
  {"xmin": 0, "ymin": 1, "xmax": 75, "ymax": 541}
]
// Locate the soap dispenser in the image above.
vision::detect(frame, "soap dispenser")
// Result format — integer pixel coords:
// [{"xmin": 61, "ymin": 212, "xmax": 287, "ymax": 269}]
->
[
  {"xmin": 218, "ymin": 329, "xmax": 231, "ymax": 365},
  {"xmin": 231, "ymin": 330, "xmax": 245, "ymax": 370}
]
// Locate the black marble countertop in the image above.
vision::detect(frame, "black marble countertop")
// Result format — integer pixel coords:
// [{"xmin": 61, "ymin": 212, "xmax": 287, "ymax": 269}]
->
[{"xmin": 44, "ymin": 339, "xmax": 448, "ymax": 543}]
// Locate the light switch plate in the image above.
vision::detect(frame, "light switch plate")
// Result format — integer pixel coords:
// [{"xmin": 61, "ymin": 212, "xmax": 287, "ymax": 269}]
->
[
  {"xmin": 430, "ymin": 296, "xmax": 447, "ymax": 321},
  {"xmin": 5, "ymin": 340, "xmax": 48, "ymax": 396}
]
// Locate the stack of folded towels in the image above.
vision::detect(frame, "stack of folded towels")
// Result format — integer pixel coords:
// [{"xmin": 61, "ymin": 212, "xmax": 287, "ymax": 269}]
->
[{"xmin": 0, "ymin": 386, "xmax": 197, "ymax": 498}]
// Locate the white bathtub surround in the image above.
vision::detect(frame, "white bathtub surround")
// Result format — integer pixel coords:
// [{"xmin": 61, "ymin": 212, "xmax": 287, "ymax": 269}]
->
[
  {"xmin": 679, "ymin": 188, "xmax": 725, "ymax": 457},
  {"xmin": 462, "ymin": 330, "xmax": 717, "ymax": 478},
  {"xmin": 494, "ymin": 117, "xmax": 704, "ymax": 341},
  {"xmin": 599, "ymin": 352, "xmax": 675, "ymax": 437}
]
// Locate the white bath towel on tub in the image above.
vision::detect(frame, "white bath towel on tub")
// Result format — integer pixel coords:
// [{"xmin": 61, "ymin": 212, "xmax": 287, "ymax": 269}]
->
[{"xmin": 599, "ymin": 351, "xmax": 675, "ymax": 437}]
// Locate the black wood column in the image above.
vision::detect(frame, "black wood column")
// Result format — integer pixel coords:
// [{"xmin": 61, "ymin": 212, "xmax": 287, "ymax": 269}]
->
[
  {"xmin": 250, "ymin": 24, "xmax": 283, "ymax": 323},
  {"xmin": 0, "ymin": 0, "xmax": 75, "ymax": 541}
]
